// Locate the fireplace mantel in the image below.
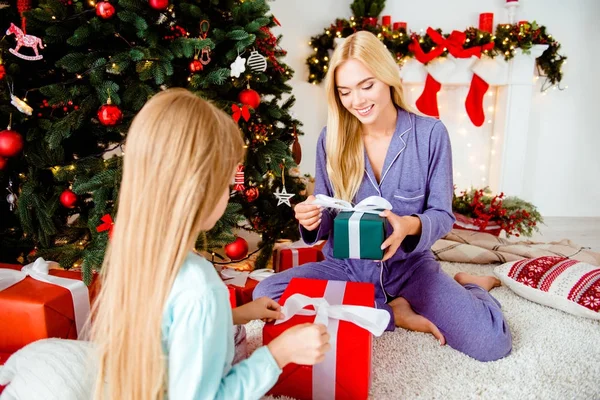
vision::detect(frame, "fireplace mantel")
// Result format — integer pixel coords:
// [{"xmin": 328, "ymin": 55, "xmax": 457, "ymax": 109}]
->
[{"xmin": 399, "ymin": 45, "xmax": 549, "ymax": 198}]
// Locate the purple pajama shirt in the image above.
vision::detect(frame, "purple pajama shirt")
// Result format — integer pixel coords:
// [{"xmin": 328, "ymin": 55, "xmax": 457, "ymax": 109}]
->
[{"xmin": 254, "ymin": 108, "xmax": 512, "ymax": 361}]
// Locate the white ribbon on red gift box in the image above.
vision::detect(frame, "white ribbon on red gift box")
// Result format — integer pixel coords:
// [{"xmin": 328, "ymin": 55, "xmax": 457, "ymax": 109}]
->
[
  {"xmin": 273, "ymin": 239, "xmax": 326, "ymax": 271},
  {"xmin": 312, "ymin": 195, "xmax": 393, "ymax": 259},
  {"xmin": 276, "ymin": 281, "xmax": 390, "ymax": 399},
  {"xmin": 0, "ymin": 258, "xmax": 91, "ymax": 339},
  {"xmin": 220, "ymin": 268, "xmax": 275, "ymax": 288}
]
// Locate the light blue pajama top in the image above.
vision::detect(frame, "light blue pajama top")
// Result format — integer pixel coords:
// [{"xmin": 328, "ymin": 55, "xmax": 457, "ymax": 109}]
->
[{"xmin": 161, "ymin": 252, "xmax": 281, "ymax": 399}]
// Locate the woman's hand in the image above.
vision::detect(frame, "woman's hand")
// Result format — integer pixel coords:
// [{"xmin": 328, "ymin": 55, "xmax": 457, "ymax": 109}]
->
[
  {"xmin": 378, "ymin": 210, "xmax": 421, "ymax": 262},
  {"xmin": 232, "ymin": 296, "xmax": 284, "ymax": 325},
  {"xmin": 294, "ymin": 195, "xmax": 322, "ymax": 231}
]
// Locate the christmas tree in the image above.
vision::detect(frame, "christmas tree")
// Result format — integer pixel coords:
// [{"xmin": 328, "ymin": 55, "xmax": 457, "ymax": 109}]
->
[{"xmin": 0, "ymin": 0, "xmax": 306, "ymax": 281}]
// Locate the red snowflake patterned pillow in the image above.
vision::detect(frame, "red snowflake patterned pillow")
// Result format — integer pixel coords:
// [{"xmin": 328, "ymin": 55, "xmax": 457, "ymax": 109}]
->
[{"xmin": 494, "ymin": 256, "xmax": 600, "ymax": 320}]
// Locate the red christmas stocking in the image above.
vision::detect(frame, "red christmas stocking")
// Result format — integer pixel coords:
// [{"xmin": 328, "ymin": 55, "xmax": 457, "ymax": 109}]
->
[
  {"xmin": 465, "ymin": 74, "xmax": 490, "ymax": 127},
  {"xmin": 416, "ymin": 74, "xmax": 442, "ymax": 118}
]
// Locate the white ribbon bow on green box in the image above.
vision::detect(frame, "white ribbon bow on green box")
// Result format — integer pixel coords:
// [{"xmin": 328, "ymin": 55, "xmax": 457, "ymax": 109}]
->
[{"xmin": 312, "ymin": 195, "xmax": 392, "ymax": 260}]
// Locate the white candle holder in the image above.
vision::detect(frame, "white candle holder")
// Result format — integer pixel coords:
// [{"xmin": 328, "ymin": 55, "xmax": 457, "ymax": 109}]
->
[{"xmin": 505, "ymin": 1, "xmax": 520, "ymax": 24}]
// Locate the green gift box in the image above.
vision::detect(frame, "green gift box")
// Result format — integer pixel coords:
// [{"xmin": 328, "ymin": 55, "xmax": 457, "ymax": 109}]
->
[{"xmin": 333, "ymin": 211, "xmax": 387, "ymax": 260}]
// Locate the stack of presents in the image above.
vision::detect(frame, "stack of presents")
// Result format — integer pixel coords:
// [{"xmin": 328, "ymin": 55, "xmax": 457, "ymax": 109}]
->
[{"xmin": 0, "ymin": 194, "xmax": 392, "ymax": 399}]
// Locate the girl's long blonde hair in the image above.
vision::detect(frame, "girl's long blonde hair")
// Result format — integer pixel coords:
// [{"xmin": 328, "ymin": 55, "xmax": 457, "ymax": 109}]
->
[
  {"xmin": 325, "ymin": 30, "xmax": 411, "ymax": 202},
  {"xmin": 91, "ymin": 88, "xmax": 244, "ymax": 400}
]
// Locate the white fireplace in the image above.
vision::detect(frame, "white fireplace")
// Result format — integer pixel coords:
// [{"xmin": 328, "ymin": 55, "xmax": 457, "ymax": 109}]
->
[{"xmin": 400, "ymin": 44, "xmax": 548, "ymax": 198}]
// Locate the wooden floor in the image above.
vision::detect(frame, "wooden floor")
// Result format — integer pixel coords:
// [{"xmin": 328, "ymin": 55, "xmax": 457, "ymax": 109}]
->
[{"xmin": 526, "ymin": 216, "xmax": 600, "ymax": 252}]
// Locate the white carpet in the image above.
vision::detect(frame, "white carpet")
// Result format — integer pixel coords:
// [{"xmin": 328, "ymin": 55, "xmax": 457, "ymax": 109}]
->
[{"xmin": 245, "ymin": 262, "xmax": 600, "ymax": 400}]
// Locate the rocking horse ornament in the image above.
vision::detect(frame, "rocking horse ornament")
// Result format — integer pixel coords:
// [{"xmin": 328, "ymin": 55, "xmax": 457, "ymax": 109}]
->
[{"xmin": 6, "ymin": 23, "xmax": 44, "ymax": 61}]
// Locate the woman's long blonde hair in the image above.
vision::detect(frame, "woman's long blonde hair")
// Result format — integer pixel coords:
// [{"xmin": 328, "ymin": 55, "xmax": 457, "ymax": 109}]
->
[
  {"xmin": 325, "ymin": 30, "xmax": 411, "ymax": 202},
  {"xmin": 91, "ymin": 88, "xmax": 244, "ymax": 400}
]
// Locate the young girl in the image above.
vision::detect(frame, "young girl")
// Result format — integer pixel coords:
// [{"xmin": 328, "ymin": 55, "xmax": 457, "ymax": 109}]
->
[
  {"xmin": 91, "ymin": 89, "xmax": 330, "ymax": 399},
  {"xmin": 254, "ymin": 31, "xmax": 512, "ymax": 362}
]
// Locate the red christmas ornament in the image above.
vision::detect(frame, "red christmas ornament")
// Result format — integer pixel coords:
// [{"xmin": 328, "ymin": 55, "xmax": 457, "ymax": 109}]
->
[
  {"xmin": 0, "ymin": 129, "xmax": 24, "ymax": 158},
  {"xmin": 233, "ymin": 164, "xmax": 245, "ymax": 191},
  {"xmin": 97, "ymin": 100, "xmax": 122, "ymax": 126},
  {"xmin": 0, "ymin": 157, "xmax": 7, "ymax": 170},
  {"xmin": 96, "ymin": 2, "xmax": 115, "ymax": 19},
  {"xmin": 0, "ymin": 65, "xmax": 5, "ymax": 80},
  {"xmin": 238, "ymin": 89, "xmax": 261, "ymax": 109},
  {"xmin": 60, "ymin": 189, "xmax": 78, "ymax": 209},
  {"xmin": 189, "ymin": 59, "xmax": 203, "ymax": 73},
  {"xmin": 149, "ymin": 0, "xmax": 169, "ymax": 10},
  {"xmin": 250, "ymin": 216, "xmax": 262, "ymax": 230},
  {"xmin": 292, "ymin": 128, "xmax": 302, "ymax": 165},
  {"xmin": 244, "ymin": 187, "xmax": 259, "ymax": 202},
  {"xmin": 224, "ymin": 237, "xmax": 249, "ymax": 260}
]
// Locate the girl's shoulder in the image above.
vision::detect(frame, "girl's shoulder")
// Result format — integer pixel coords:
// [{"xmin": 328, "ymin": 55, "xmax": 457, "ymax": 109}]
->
[{"xmin": 170, "ymin": 252, "xmax": 224, "ymax": 297}]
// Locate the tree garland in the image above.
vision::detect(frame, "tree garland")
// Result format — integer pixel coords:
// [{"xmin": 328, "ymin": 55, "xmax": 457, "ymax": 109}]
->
[{"xmin": 307, "ymin": 17, "xmax": 566, "ymax": 92}]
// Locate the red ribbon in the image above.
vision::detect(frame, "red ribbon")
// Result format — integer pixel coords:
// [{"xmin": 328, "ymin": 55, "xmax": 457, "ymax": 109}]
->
[
  {"xmin": 232, "ymin": 104, "xmax": 250, "ymax": 123},
  {"xmin": 96, "ymin": 214, "xmax": 114, "ymax": 239},
  {"xmin": 410, "ymin": 27, "xmax": 495, "ymax": 64}
]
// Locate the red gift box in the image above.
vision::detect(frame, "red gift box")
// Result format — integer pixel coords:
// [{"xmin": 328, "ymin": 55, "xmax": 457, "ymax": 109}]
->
[
  {"xmin": 272, "ymin": 242, "xmax": 325, "ymax": 273},
  {"xmin": 0, "ymin": 263, "xmax": 99, "ymax": 353},
  {"xmin": 227, "ymin": 285, "xmax": 237, "ymax": 308},
  {"xmin": 227, "ymin": 278, "xmax": 258, "ymax": 307},
  {"xmin": 263, "ymin": 278, "xmax": 380, "ymax": 400}
]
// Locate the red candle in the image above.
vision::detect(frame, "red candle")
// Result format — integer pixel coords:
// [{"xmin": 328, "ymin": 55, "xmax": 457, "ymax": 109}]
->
[
  {"xmin": 479, "ymin": 13, "xmax": 494, "ymax": 33},
  {"xmin": 393, "ymin": 21, "xmax": 407, "ymax": 31},
  {"xmin": 382, "ymin": 15, "xmax": 391, "ymax": 27}
]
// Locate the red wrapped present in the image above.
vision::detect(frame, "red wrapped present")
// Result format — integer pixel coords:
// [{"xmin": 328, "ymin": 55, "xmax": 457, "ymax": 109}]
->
[
  {"xmin": 231, "ymin": 279, "xmax": 257, "ymax": 306},
  {"xmin": 227, "ymin": 285, "xmax": 237, "ymax": 308},
  {"xmin": 222, "ymin": 268, "xmax": 275, "ymax": 307},
  {"xmin": 263, "ymin": 278, "xmax": 390, "ymax": 400},
  {"xmin": 0, "ymin": 259, "xmax": 98, "ymax": 353},
  {"xmin": 272, "ymin": 240, "xmax": 326, "ymax": 272}
]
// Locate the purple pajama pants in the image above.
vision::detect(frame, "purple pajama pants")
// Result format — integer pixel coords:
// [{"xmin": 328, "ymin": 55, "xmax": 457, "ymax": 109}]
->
[{"xmin": 253, "ymin": 252, "xmax": 512, "ymax": 362}]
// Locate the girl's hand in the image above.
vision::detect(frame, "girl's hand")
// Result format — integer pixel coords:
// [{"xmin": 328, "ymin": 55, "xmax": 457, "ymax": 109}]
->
[
  {"xmin": 294, "ymin": 195, "xmax": 322, "ymax": 231},
  {"xmin": 232, "ymin": 297, "xmax": 283, "ymax": 325},
  {"xmin": 378, "ymin": 210, "xmax": 420, "ymax": 262},
  {"xmin": 267, "ymin": 323, "xmax": 331, "ymax": 368}
]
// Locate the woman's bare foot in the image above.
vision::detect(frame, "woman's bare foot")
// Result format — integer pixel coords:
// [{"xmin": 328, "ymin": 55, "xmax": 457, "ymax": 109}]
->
[
  {"xmin": 454, "ymin": 272, "xmax": 501, "ymax": 292},
  {"xmin": 388, "ymin": 297, "xmax": 446, "ymax": 345}
]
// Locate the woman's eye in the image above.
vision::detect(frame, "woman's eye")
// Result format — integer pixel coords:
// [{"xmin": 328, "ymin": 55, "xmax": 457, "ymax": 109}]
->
[
  {"xmin": 363, "ymin": 84, "xmax": 373, "ymax": 90},
  {"xmin": 340, "ymin": 91, "xmax": 350, "ymax": 96}
]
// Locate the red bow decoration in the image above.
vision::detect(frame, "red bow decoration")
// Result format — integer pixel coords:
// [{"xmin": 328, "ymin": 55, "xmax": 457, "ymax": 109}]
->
[
  {"xmin": 97, "ymin": 214, "xmax": 114, "ymax": 239},
  {"xmin": 410, "ymin": 28, "xmax": 495, "ymax": 64},
  {"xmin": 232, "ymin": 104, "xmax": 250, "ymax": 123}
]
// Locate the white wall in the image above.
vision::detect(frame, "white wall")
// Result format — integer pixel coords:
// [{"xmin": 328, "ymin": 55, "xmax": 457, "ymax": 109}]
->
[{"xmin": 269, "ymin": 0, "xmax": 600, "ymax": 217}]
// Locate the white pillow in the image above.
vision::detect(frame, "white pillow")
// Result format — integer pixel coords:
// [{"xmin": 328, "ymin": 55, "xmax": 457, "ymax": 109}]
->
[
  {"xmin": 0, "ymin": 339, "xmax": 95, "ymax": 400},
  {"xmin": 494, "ymin": 256, "xmax": 600, "ymax": 320}
]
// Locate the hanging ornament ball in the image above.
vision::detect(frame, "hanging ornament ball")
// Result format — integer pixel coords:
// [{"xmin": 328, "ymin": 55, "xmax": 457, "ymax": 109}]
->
[
  {"xmin": 149, "ymin": 0, "xmax": 169, "ymax": 10},
  {"xmin": 95, "ymin": 2, "xmax": 115, "ymax": 19},
  {"xmin": 0, "ymin": 129, "xmax": 24, "ymax": 158},
  {"xmin": 60, "ymin": 189, "xmax": 78, "ymax": 209},
  {"xmin": 246, "ymin": 50, "xmax": 267, "ymax": 72},
  {"xmin": 244, "ymin": 187, "xmax": 259, "ymax": 202},
  {"xmin": 0, "ymin": 157, "xmax": 6, "ymax": 170},
  {"xmin": 189, "ymin": 59, "xmax": 203, "ymax": 73},
  {"xmin": 238, "ymin": 89, "xmax": 261, "ymax": 109},
  {"xmin": 97, "ymin": 103, "xmax": 122, "ymax": 126},
  {"xmin": 0, "ymin": 65, "xmax": 5, "ymax": 80},
  {"xmin": 224, "ymin": 236, "xmax": 249, "ymax": 260}
]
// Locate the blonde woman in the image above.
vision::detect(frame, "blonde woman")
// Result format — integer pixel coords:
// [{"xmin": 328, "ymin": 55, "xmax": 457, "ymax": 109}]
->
[
  {"xmin": 91, "ymin": 89, "xmax": 330, "ymax": 400},
  {"xmin": 255, "ymin": 31, "xmax": 512, "ymax": 362}
]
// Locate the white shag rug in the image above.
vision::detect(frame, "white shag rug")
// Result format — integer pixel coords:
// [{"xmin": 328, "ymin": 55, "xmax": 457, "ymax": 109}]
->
[{"xmin": 245, "ymin": 262, "xmax": 600, "ymax": 400}]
